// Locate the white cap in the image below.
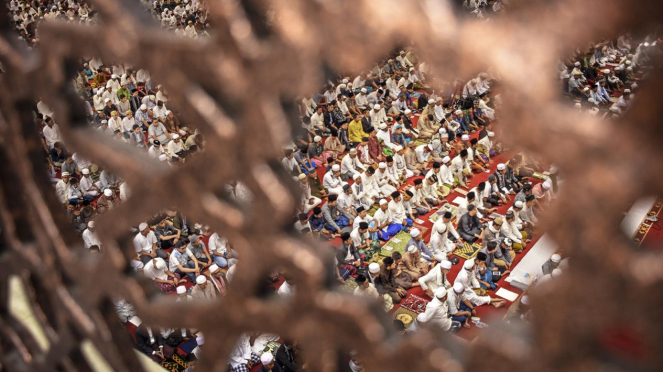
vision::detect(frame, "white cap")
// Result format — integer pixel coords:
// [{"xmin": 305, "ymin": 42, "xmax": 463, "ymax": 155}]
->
[
  {"xmin": 111, "ymin": 74, "xmax": 117, "ymax": 79},
  {"xmin": 159, "ymin": 154, "xmax": 169, "ymax": 162},
  {"xmin": 575, "ymin": 103, "xmax": 582, "ymax": 108},
  {"xmin": 393, "ymin": 145, "xmax": 403, "ymax": 152},
  {"xmin": 551, "ymin": 254, "xmax": 561, "ymax": 263},
  {"xmin": 542, "ymin": 181, "xmax": 551, "ymax": 190},
  {"xmin": 88, "ymin": 221, "xmax": 95, "ymax": 228},
  {"xmin": 379, "ymin": 123, "xmax": 387, "ymax": 130},
  {"xmin": 461, "ymin": 134, "xmax": 469, "ymax": 141},
  {"xmin": 331, "ymin": 164, "xmax": 340, "ymax": 171},
  {"xmin": 441, "ymin": 260, "xmax": 452, "ymax": 270},
  {"xmin": 624, "ymin": 89, "xmax": 631, "ymax": 93},
  {"xmin": 428, "ymin": 99, "xmax": 435, "ymax": 104},
  {"xmin": 503, "ymin": 238, "xmax": 513, "ymax": 246},
  {"xmin": 149, "ymin": 95, "xmax": 155, "ymax": 100},
  {"xmin": 455, "ymin": 110, "xmax": 462, "ymax": 115},
  {"xmin": 374, "ymin": 104, "xmax": 381, "ymax": 110},
  {"xmin": 260, "ymin": 353, "xmax": 274, "ymax": 365},
  {"xmin": 434, "ymin": 288, "xmax": 447, "ymax": 299},
  {"xmin": 574, "ymin": 61, "xmax": 580, "ymax": 66},
  {"xmin": 314, "ymin": 135, "xmax": 321, "ymax": 142},
  {"xmin": 104, "ymin": 189, "xmax": 112, "ymax": 197},
  {"xmin": 155, "ymin": 258, "xmax": 166, "ymax": 269},
  {"xmin": 106, "ymin": 81, "xmax": 112, "ymax": 88},
  {"xmin": 407, "ymin": 245, "xmax": 417, "ymax": 253},
  {"xmin": 514, "ymin": 201, "xmax": 523, "ymax": 209},
  {"xmin": 442, "ymin": 156, "xmax": 450, "ymax": 164},
  {"xmin": 196, "ymin": 275, "xmax": 207, "ymax": 285},
  {"xmin": 463, "ymin": 260, "xmax": 474, "ymax": 270},
  {"xmin": 552, "ymin": 268, "xmax": 563, "ymax": 278},
  {"xmin": 521, "ymin": 295, "xmax": 530, "ymax": 305},
  {"xmin": 453, "ymin": 282, "xmax": 464, "ymax": 293},
  {"xmin": 352, "ymin": 173, "xmax": 361, "ymax": 180},
  {"xmin": 62, "ymin": 172, "xmax": 70, "ymax": 176},
  {"xmin": 410, "ymin": 228, "xmax": 420, "ymax": 237},
  {"xmin": 369, "ymin": 262, "xmax": 380, "ymax": 274},
  {"xmin": 488, "ymin": 131, "xmax": 495, "ymax": 137},
  {"xmin": 209, "ymin": 264, "xmax": 219, "ymax": 273},
  {"xmin": 176, "ymin": 286, "xmax": 186, "ymax": 294},
  {"xmin": 360, "ymin": 88, "xmax": 367, "ymax": 93},
  {"xmin": 604, "ymin": 69, "xmax": 610, "ymax": 74},
  {"xmin": 140, "ymin": 104, "xmax": 147, "ymax": 110},
  {"xmin": 404, "ymin": 109, "xmax": 412, "ymax": 114},
  {"xmin": 139, "ymin": 222, "xmax": 148, "ymax": 231},
  {"xmin": 172, "ymin": 134, "xmax": 180, "ymax": 140},
  {"xmin": 82, "ymin": 168, "xmax": 90, "ymax": 175},
  {"xmin": 434, "ymin": 221, "xmax": 447, "ymax": 234},
  {"xmin": 104, "ymin": 98, "xmax": 110, "ymax": 103},
  {"xmin": 342, "ymin": 79, "xmax": 349, "ymax": 84},
  {"xmin": 379, "ymin": 199, "xmax": 388, "ymax": 206},
  {"xmin": 378, "ymin": 162, "xmax": 387, "ymax": 169},
  {"xmin": 497, "ymin": 163, "xmax": 506, "ymax": 171},
  {"xmin": 427, "ymin": 144, "xmax": 433, "ymax": 150}
]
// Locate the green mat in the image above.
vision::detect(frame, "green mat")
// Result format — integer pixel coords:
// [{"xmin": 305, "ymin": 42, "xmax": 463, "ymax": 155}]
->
[
  {"xmin": 367, "ymin": 205, "xmax": 379, "ymax": 217},
  {"xmin": 379, "ymin": 230, "xmax": 411, "ymax": 257}
]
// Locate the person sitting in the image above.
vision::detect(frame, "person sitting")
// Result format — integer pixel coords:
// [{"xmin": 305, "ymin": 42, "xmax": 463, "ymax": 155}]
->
[
  {"xmin": 373, "ymin": 199, "xmax": 402, "ymax": 240},
  {"xmin": 134, "ymin": 322, "xmax": 165, "ymax": 361},
  {"xmin": 276, "ymin": 340, "xmax": 300, "ymax": 372},
  {"xmin": 187, "ymin": 234, "xmax": 212, "ymax": 269},
  {"xmin": 79, "ymin": 168, "xmax": 100, "ymax": 197},
  {"xmin": 322, "ymin": 194, "xmax": 354, "ymax": 237},
  {"xmin": 154, "ymin": 218, "xmax": 181, "ymax": 250},
  {"xmin": 402, "ymin": 246, "xmax": 428, "ymax": 279},
  {"xmin": 308, "ymin": 207, "xmax": 325, "ymax": 236},
  {"xmin": 542, "ymin": 253, "xmax": 562, "ymax": 275},
  {"xmin": 447, "ymin": 282, "xmax": 475, "ymax": 329},
  {"xmin": 407, "ymin": 228, "xmax": 435, "ymax": 263},
  {"xmin": 450, "ymin": 149, "xmax": 472, "ymax": 187},
  {"xmin": 82, "ymin": 221, "xmax": 102, "ymax": 250},
  {"xmin": 500, "ymin": 210, "xmax": 528, "ymax": 253},
  {"xmin": 351, "ymin": 222, "xmax": 380, "ymax": 260},
  {"xmin": 169, "ymin": 240, "xmax": 201, "ymax": 282},
  {"xmin": 337, "ymin": 232, "xmax": 362, "ymax": 276},
  {"xmin": 375, "ymin": 257, "xmax": 407, "ymax": 303},
  {"xmin": 258, "ymin": 353, "xmax": 283, "ymax": 372},
  {"xmin": 458, "ymin": 205, "xmax": 483, "ymax": 242},
  {"xmin": 209, "ymin": 232, "xmax": 239, "ymax": 268},
  {"xmin": 229, "ymin": 333, "xmax": 261, "ymax": 372},
  {"xmin": 191, "ymin": 275, "xmax": 217, "ymax": 300},
  {"xmin": 481, "ymin": 217, "xmax": 502, "ymax": 248},
  {"xmin": 418, "ymin": 260, "xmax": 452, "ymax": 298},
  {"xmin": 454, "ymin": 259, "xmax": 506, "ymax": 308},
  {"xmin": 96, "ymin": 188, "xmax": 117, "ymax": 214},
  {"xmin": 208, "ymin": 264, "xmax": 227, "ymax": 295},
  {"xmin": 429, "ymin": 217, "xmax": 458, "ymax": 261},
  {"xmin": 134, "ymin": 222, "xmax": 169, "ymax": 265},
  {"xmin": 144, "ymin": 257, "xmax": 181, "ymax": 294},
  {"xmin": 353, "ymin": 274, "xmax": 379, "ymax": 299},
  {"xmin": 420, "ymin": 288, "xmax": 457, "ymax": 332}
]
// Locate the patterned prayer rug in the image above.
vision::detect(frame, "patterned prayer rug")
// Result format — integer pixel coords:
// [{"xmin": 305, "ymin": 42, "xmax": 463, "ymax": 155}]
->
[
  {"xmin": 412, "ymin": 224, "xmax": 429, "ymax": 238},
  {"xmin": 400, "ymin": 294, "xmax": 429, "ymax": 314},
  {"xmin": 262, "ymin": 341, "xmax": 281, "ymax": 357},
  {"xmin": 633, "ymin": 199, "xmax": 663, "ymax": 246},
  {"xmin": 378, "ymin": 230, "xmax": 411, "ymax": 257},
  {"xmin": 454, "ymin": 241, "xmax": 483, "ymax": 260},
  {"xmin": 393, "ymin": 307, "xmax": 418, "ymax": 329},
  {"xmin": 341, "ymin": 278, "xmax": 359, "ymax": 294},
  {"xmin": 531, "ymin": 172, "xmax": 548, "ymax": 180},
  {"xmin": 429, "ymin": 204, "xmax": 458, "ymax": 224},
  {"xmin": 161, "ymin": 353, "xmax": 188, "ymax": 372},
  {"xmin": 455, "ymin": 188, "xmax": 469, "ymax": 196},
  {"xmin": 367, "ymin": 205, "xmax": 379, "ymax": 217}
]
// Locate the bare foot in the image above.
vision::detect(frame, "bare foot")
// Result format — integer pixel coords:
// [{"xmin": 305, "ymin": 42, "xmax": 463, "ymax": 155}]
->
[
  {"xmin": 463, "ymin": 322, "xmax": 471, "ymax": 328},
  {"xmin": 492, "ymin": 301, "xmax": 505, "ymax": 308}
]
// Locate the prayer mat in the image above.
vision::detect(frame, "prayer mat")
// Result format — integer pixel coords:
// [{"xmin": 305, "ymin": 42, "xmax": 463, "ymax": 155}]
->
[
  {"xmin": 455, "ymin": 188, "xmax": 469, "ymax": 196},
  {"xmin": 263, "ymin": 341, "xmax": 282, "ymax": 357},
  {"xmin": 531, "ymin": 172, "xmax": 547, "ymax": 180},
  {"xmin": 379, "ymin": 230, "xmax": 411, "ymax": 257},
  {"xmin": 393, "ymin": 307, "xmax": 418, "ymax": 329},
  {"xmin": 429, "ymin": 204, "xmax": 458, "ymax": 224},
  {"xmin": 412, "ymin": 224, "xmax": 429, "ymax": 238},
  {"xmin": 633, "ymin": 199, "xmax": 663, "ymax": 245},
  {"xmin": 366, "ymin": 254, "xmax": 384, "ymax": 266},
  {"xmin": 414, "ymin": 139, "xmax": 428, "ymax": 147},
  {"xmin": 161, "ymin": 353, "xmax": 188, "ymax": 372},
  {"xmin": 489, "ymin": 213, "xmax": 503, "ymax": 220},
  {"xmin": 454, "ymin": 242, "xmax": 483, "ymax": 260},
  {"xmin": 367, "ymin": 205, "xmax": 379, "ymax": 217},
  {"xmin": 400, "ymin": 294, "xmax": 429, "ymax": 314}
]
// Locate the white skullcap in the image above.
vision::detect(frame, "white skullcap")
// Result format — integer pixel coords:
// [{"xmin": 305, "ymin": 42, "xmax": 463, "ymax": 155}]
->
[
  {"xmin": 551, "ymin": 254, "xmax": 561, "ymax": 263},
  {"xmin": 441, "ymin": 260, "xmax": 452, "ymax": 270},
  {"xmin": 140, "ymin": 104, "xmax": 147, "ymax": 110},
  {"xmin": 625, "ymin": 60, "xmax": 632, "ymax": 65},
  {"xmin": 574, "ymin": 61, "xmax": 580, "ymax": 66},
  {"xmin": 88, "ymin": 221, "xmax": 95, "ymax": 228},
  {"xmin": 352, "ymin": 173, "xmax": 361, "ymax": 180},
  {"xmin": 442, "ymin": 156, "xmax": 451, "ymax": 164},
  {"xmin": 521, "ymin": 295, "xmax": 530, "ymax": 305},
  {"xmin": 435, "ymin": 221, "xmax": 447, "ymax": 234},
  {"xmin": 453, "ymin": 282, "xmax": 464, "ymax": 293},
  {"xmin": 196, "ymin": 275, "xmax": 207, "ymax": 285},
  {"xmin": 461, "ymin": 134, "xmax": 469, "ymax": 141},
  {"xmin": 393, "ymin": 145, "xmax": 403, "ymax": 152},
  {"xmin": 404, "ymin": 109, "xmax": 412, "ymax": 114},
  {"xmin": 360, "ymin": 88, "xmax": 367, "ymax": 93},
  {"xmin": 342, "ymin": 78, "xmax": 348, "ymax": 84},
  {"xmin": 62, "ymin": 172, "xmax": 70, "ymax": 176},
  {"xmin": 488, "ymin": 131, "xmax": 495, "ymax": 137},
  {"xmin": 331, "ymin": 164, "xmax": 340, "ymax": 171},
  {"xmin": 379, "ymin": 199, "xmax": 388, "ymax": 205},
  {"xmin": 155, "ymin": 258, "xmax": 166, "ymax": 269},
  {"xmin": 542, "ymin": 181, "xmax": 551, "ymax": 190},
  {"xmin": 139, "ymin": 222, "xmax": 148, "ymax": 231},
  {"xmin": 379, "ymin": 123, "xmax": 387, "ymax": 129},
  {"xmin": 159, "ymin": 154, "xmax": 169, "ymax": 162},
  {"xmin": 209, "ymin": 264, "xmax": 219, "ymax": 273},
  {"xmin": 166, "ymin": 110, "xmax": 172, "ymax": 115},
  {"xmin": 497, "ymin": 163, "xmax": 506, "ymax": 171},
  {"xmin": 438, "ymin": 127, "xmax": 447, "ymax": 134},
  {"xmin": 407, "ymin": 245, "xmax": 417, "ymax": 253},
  {"xmin": 111, "ymin": 74, "xmax": 117, "ymax": 79},
  {"xmin": 427, "ymin": 144, "xmax": 433, "ymax": 150},
  {"xmin": 463, "ymin": 260, "xmax": 474, "ymax": 270},
  {"xmin": 583, "ymin": 87, "xmax": 590, "ymax": 92},
  {"xmin": 314, "ymin": 135, "xmax": 321, "ymax": 142},
  {"xmin": 609, "ymin": 105, "xmax": 620, "ymax": 113},
  {"xmin": 503, "ymin": 238, "xmax": 513, "ymax": 247},
  {"xmin": 417, "ymin": 312, "xmax": 430, "ymax": 323},
  {"xmin": 441, "ymin": 133, "xmax": 449, "ymax": 139},
  {"xmin": 574, "ymin": 103, "xmax": 582, "ymax": 108},
  {"xmin": 428, "ymin": 99, "xmax": 435, "ymax": 104},
  {"xmin": 627, "ymin": 66, "xmax": 633, "ymax": 71},
  {"xmin": 149, "ymin": 95, "xmax": 155, "ymax": 100},
  {"xmin": 378, "ymin": 162, "xmax": 387, "ymax": 169},
  {"xmin": 410, "ymin": 228, "xmax": 420, "ymax": 237},
  {"xmin": 101, "ymin": 120, "xmax": 108, "ymax": 124},
  {"xmin": 552, "ymin": 268, "xmax": 563, "ymax": 278},
  {"xmin": 374, "ymin": 104, "xmax": 381, "ymax": 110},
  {"xmin": 172, "ymin": 134, "xmax": 180, "ymax": 139},
  {"xmin": 604, "ymin": 69, "xmax": 610, "ymax": 74},
  {"xmin": 369, "ymin": 262, "xmax": 380, "ymax": 274},
  {"xmin": 261, "ymin": 353, "xmax": 274, "ymax": 365},
  {"xmin": 624, "ymin": 89, "xmax": 631, "ymax": 93},
  {"xmin": 82, "ymin": 168, "xmax": 90, "ymax": 175},
  {"xmin": 176, "ymin": 286, "xmax": 186, "ymax": 294},
  {"xmin": 514, "ymin": 201, "xmax": 523, "ymax": 209},
  {"xmin": 434, "ymin": 288, "xmax": 447, "ymax": 299},
  {"xmin": 455, "ymin": 110, "xmax": 462, "ymax": 115},
  {"xmin": 104, "ymin": 98, "xmax": 111, "ymax": 103},
  {"xmin": 104, "ymin": 189, "xmax": 112, "ymax": 197},
  {"xmin": 106, "ymin": 81, "xmax": 112, "ymax": 88}
]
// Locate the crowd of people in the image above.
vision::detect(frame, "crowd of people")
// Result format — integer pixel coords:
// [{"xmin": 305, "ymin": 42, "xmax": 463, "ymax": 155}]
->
[{"xmin": 8, "ymin": 0, "xmax": 659, "ymax": 371}]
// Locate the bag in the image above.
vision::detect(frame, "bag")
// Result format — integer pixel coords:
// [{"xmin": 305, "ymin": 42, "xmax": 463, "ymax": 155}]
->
[{"xmin": 491, "ymin": 270, "xmax": 502, "ymax": 282}]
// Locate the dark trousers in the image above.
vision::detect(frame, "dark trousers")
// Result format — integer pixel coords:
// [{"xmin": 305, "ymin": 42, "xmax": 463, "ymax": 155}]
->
[
  {"xmin": 139, "ymin": 249, "xmax": 169, "ymax": 265},
  {"xmin": 451, "ymin": 302, "xmax": 473, "ymax": 324}
]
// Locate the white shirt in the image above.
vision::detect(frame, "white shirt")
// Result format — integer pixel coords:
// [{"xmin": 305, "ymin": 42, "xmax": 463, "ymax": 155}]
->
[
  {"xmin": 121, "ymin": 116, "xmax": 136, "ymax": 132},
  {"xmin": 277, "ymin": 281, "xmax": 295, "ymax": 297},
  {"xmin": 373, "ymin": 207, "xmax": 392, "ymax": 227},
  {"xmin": 415, "ymin": 145, "xmax": 431, "ymax": 163},
  {"xmin": 229, "ymin": 333, "xmax": 253, "ymax": 368},
  {"xmin": 208, "ymin": 233, "xmax": 228, "ymax": 255},
  {"xmin": 43, "ymin": 124, "xmax": 62, "ymax": 148},
  {"xmin": 143, "ymin": 260, "xmax": 169, "ymax": 281},
  {"xmin": 353, "ymin": 283, "xmax": 379, "ymax": 299},
  {"xmin": 133, "ymin": 231, "xmax": 157, "ymax": 254},
  {"xmin": 341, "ymin": 154, "xmax": 366, "ymax": 174},
  {"xmin": 79, "ymin": 176, "xmax": 97, "ymax": 195},
  {"xmin": 421, "ymin": 297, "xmax": 452, "ymax": 331},
  {"xmin": 323, "ymin": 172, "xmax": 346, "ymax": 191},
  {"xmin": 355, "ymin": 93, "xmax": 368, "ymax": 108},
  {"xmin": 450, "ymin": 155, "xmax": 468, "ymax": 174},
  {"xmin": 82, "ymin": 228, "xmax": 101, "ymax": 249},
  {"xmin": 310, "ymin": 112, "xmax": 324, "ymax": 130},
  {"xmin": 388, "ymin": 199, "xmax": 406, "ymax": 222}
]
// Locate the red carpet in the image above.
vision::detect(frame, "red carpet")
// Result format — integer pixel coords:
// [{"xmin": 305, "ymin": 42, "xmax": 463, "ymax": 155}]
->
[{"xmin": 637, "ymin": 199, "xmax": 663, "ymax": 250}]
